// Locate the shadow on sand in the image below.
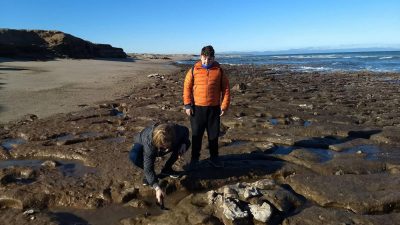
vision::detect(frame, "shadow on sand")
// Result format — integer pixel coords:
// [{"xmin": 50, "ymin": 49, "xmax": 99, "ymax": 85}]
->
[
  {"xmin": 180, "ymin": 152, "xmax": 284, "ymax": 191},
  {"xmin": 180, "ymin": 129, "xmax": 382, "ymax": 191},
  {"xmin": 293, "ymin": 129, "xmax": 382, "ymax": 149}
]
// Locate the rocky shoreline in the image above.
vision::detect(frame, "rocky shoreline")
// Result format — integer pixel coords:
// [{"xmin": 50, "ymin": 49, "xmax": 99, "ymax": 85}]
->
[{"xmin": 1, "ymin": 64, "xmax": 400, "ymax": 224}]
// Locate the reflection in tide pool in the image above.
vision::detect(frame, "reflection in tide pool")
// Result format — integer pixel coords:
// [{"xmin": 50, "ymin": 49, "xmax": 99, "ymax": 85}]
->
[
  {"xmin": 0, "ymin": 159, "xmax": 96, "ymax": 177},
  {"xmin": 343, "ymin": 145, "xmax": 381, "ymax": 160},
  {"xmin": 270, "ymin": 144, "xmax": 383, "ymax": 162},
  {"xmin": 303, "ymin": 121, "xmax": 312, "ymax": 127},
  {"xmin": 0, "ymin": 138, "xmax": 26, "ymax": 151}
]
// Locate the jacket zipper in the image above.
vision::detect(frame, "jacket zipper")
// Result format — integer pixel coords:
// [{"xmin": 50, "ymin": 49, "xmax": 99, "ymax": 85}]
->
[{"xmin": 206, "ymin": 69, "xmax": 209, "ymax": 102}]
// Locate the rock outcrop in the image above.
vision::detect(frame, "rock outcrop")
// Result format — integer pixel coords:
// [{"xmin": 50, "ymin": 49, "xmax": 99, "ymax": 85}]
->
[{"xmin": 0, "ymin": 29, "xmax": 127, "ymax": 59}]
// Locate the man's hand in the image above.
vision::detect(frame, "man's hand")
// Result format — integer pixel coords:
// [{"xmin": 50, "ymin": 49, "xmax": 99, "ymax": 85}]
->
[
  {"xmin": 185, "ymin": 108, "xmax": 193, "ymax": 116},
  {"xmin": 220, "ymin": 110, "xmax": 225, "ymax": 116},
  {"xmin": 155, "ymin": 187, "xmax": 165, "ymax": 204}
]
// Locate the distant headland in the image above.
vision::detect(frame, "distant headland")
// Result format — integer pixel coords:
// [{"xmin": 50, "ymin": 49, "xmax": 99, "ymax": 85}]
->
[{"xmin": 0, "ymin": 28, "xmax": 127, "ymax": 59}]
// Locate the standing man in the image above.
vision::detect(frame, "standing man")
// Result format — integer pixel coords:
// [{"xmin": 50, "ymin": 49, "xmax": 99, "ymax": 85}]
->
[{"xmin": 183, "ymin": 45, "xmax": 230, "ymax": 168}]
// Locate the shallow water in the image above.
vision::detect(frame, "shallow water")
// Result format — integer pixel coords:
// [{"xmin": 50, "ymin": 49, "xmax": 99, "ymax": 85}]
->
[
  {"xmin": 0, "ymin": 138, "xmax": 26, "ymax": 151},
  {"xmin": 51, "ymin": 204, "xmax": 155, "ymax": 225},
  {"xmin": 49, "ymin": 133, "xmax": 75, "ymax": 142},
  {"xmin": 104, "ymin": 136, "xmax": 126, "ymax": 143},
  {"xmin": 269, "ymin": 118, "xmax": 279, "ymax": 125},
  {"xmin": 270, "ymin": 144, "xmax": 383, "ymax": 162},
  {"xmin": 79, "ymin": 132, "xmax": 103, "ymax": 139},
  {"xmin": 342, "ymin": 145, "xmax": 381, "ymax": 160},
  {"xmin": 303, "ymin": 121, "xmax": 312, "ymax": 127},
  {"xmin": 225, "ymin": 140, "xmax": 251, "ymax": 147},
  {"xmin": 110, "ymin": 108, "xmax": 124, "ymax": 117},
  {"xmin": 0, "ymin": 159, "xmax": 96, "ymax": 177},
  {"xmin": 50, "ymin": 191, "xmax": 189, "ymax": 225},
  {"xmin": 45, "ymin": 132, "xmax": 110, "ymax": 146}
]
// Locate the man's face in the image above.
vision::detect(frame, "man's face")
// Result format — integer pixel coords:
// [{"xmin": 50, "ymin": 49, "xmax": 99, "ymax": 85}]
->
[{"xmin": 200, "ymin": 55, "xmax": 214, "ymax": 66}]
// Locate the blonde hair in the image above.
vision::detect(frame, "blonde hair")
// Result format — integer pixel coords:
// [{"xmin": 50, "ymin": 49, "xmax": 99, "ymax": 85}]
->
[{"xmin": 152, "ymin": 123, "xmax": 175, "ymax": 149}]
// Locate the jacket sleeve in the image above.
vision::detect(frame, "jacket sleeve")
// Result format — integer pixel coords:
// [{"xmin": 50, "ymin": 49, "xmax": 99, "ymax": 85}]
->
[
  {"xmin": 183, "ymin": 68, "xmax": 194, "ymax": 107},
  {"xmin": 142, "ymin": 142, "xmax": 159, "ymax": 188},
  {"xmin": 179, "ymin": 125, "xmax": 191, "ymax": 149},
  {"xmin": 220, "ymin": 72, "xmax": 231, "ymax": 111},
  {"xmin": 170, "ymin": 125, "xmax": 191, "ymax": 152}
]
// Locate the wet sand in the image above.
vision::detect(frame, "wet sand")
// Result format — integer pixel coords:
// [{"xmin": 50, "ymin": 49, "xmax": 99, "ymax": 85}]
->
[{"xmin": 0, "ymin": 56, "xmax": 190, "ymax": 124}]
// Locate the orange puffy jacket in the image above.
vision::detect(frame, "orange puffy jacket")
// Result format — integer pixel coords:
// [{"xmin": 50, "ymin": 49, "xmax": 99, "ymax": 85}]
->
[{"xmin": 183, "ymin": 61, "xmax": 230, "ymax": 111}]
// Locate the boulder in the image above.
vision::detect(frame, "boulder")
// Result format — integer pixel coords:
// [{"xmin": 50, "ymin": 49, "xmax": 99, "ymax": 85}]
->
[
  {"xmin": 218, "ymin": 198, "xmax": 250, "ymax": 225},
  {"xmin": 249, "ymin": 202, "xmax": 272, "ymax": 223},
  {"xmin": 232, "ymin": 83, "xmax": 247, "ymax": 92}
]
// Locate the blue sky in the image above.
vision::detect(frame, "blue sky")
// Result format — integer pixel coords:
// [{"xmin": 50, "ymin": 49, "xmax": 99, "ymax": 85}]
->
[{"xmin": 1, "ymin": 0, "xmax": 399, "ymax": 54}]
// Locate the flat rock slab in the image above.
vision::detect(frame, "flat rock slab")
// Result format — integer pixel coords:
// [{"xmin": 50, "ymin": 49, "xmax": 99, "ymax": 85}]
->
[
  {"xmin": 283, "ymin": 206, "xmax": 400, "ymax": 225},
  {"xmin": 271, "ymin": 148, "xmax": 389, "ymax": 175},
  {"xmin": 286, "ymin": 173, "xmax": 400, "ymax": 214}
]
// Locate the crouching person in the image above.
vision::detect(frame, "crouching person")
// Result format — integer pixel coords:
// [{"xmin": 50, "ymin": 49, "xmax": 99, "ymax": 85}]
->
[{"xmin": 129, "ymin": 122, "xmax": 190, "ymax": 204}]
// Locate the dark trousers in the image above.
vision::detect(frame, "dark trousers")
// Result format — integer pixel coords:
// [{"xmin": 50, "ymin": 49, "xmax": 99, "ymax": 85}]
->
[
  {"xmin": 129, "ymin": 143, "xmax": 179, "ymax": 171},
  {"xmin": 190, "ymin": 105, "xmax": 220, "ymax": 162}
]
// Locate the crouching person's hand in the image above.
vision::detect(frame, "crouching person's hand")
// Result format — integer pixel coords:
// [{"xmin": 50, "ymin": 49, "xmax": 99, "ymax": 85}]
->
[{"xmin": 155, "ymin": 186, "xmax": 165, "ymax": 204}]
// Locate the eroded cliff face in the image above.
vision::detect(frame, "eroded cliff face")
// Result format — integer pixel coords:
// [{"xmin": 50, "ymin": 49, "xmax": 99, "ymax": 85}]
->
[{"xmin": 0, "ymin": 29, "xmax": 127, "ymax": 59}]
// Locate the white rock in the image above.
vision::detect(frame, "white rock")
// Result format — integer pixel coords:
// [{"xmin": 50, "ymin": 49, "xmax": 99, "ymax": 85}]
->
[
  {"xmin": 243, "ymin": 186, "xmax": 261, "ymax": 199},
  {"xmin": 207, "ymin": 190, "xmax": 218, "ymax": 204},
  {"xmin": 335, "ymin": 170, "xmax": 344, "ymax": 175},
  {"xmin": 232, "ymin": 183, "xmax": 247, "ymax": 197},
  {"xmin": 117, "ymin": 126, "xmax": 126, "ymax": 131},
  {"xmin": 147, "ymin": 73, "xmax": 164, "ymax": 79},
  {"xmin": 23, "ymin": 209, "xmax": 36, "ymax": 215},
  {"xmin": 222, "ymin": 198, "xmax": 249, "ymax": 220},
  {"xmin": 291, "ymin": 116, "xmax": 301, "ymax": 121},
  {"xmin": 223, "ymin": 186, "xmax": 239, "ymax": 199},
  {"xmin": 249, "ymin": 202, "xmax": 272, "ymax": 222},
  {"xmin": 298, "ymin": 104, "xmax": 314, "ymax": 109},
  {"xmin": 18, "ymin": 132, "xmax": 29, "ymax": 140},
  {"xmin": 252, "ymin": 179, "xmax": 276, "ymax": 190},
  {"xmin": 41, "ymin": 160, "xmax": 58, "ymax": 167}
]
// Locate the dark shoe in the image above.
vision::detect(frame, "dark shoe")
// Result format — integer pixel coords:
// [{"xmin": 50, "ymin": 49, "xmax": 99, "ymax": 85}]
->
[
  {"xmin": 142, "ymin": 178, "xmax": 149, "ymax": 186},
  {"xmin": 208, "ymin": 158, "xmax": 224, "ymax": 168},
  {"xmin": 184, "ymin": 160, "xmax": 199, "ymax": 172},
  {"xmin": 160, "ymin": 168, "xmax": 181, "ymax": 179}
]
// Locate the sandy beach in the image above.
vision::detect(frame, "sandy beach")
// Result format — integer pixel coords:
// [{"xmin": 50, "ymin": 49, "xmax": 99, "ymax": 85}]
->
[{"xmin": 0, "ymin": 55, "xmax": 190, "ymax": 123}]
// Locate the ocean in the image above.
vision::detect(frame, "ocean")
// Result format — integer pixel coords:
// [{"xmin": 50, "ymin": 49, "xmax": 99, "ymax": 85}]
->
[{"xmin": 177, "ymin": 51, "xmax": 400, "ymax": 73}]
